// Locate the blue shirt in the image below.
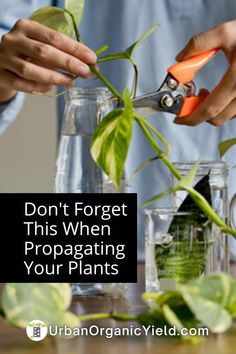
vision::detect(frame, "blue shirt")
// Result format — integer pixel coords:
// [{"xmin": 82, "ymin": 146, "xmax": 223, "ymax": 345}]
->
[{"xmin": 1, "ymin": 0, "xmax": 236, "ymax": 257}]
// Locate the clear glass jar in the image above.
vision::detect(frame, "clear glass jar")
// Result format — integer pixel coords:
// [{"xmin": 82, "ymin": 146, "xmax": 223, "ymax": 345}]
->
[
  {"xmin": 144, "ymin": 208, "xmax": 214, "ymax": 292},
  {"xmin": 172, "ymin": 161, "xmax": 229, "ymax": 273},
  {"xmin": 55, "ymin": 87, "xmax": 127, "ymax": 297}
]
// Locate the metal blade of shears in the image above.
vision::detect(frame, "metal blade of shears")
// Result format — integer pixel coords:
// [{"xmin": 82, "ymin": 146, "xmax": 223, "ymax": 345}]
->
[{"xmin": 132, "ymin": 90, "xmax": 184, "ymax": 115}]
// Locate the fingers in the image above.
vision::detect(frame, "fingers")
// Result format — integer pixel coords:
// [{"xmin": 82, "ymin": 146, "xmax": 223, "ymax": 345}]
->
[
  {"xmin": 174, "ymin": 67, "xmax": 236, "ymax": 126},
  {"xmin": 12, "ymin": 36, "xmax": 93, "ymax": 78},
  {"xmin": 11, "ymin": 19, "xmax": 97, "ymax": 64},
  {"xmin": 2, "ymin": 57, "xmax": 75, "ymax": 86},
  {"xmin": 0, "ymin": 68, "xmax": 53, "ymax": 94},
  {"xmin": 173, "ymin": 20, "xmax": 236, "ymax": 128},
  {"xmin": 176, "ymin": 21, "xmax": 235, "ymax": 61},
  {"xmin": 0, "ymin": 18, "xmax": 98, "ymax": 96},
  {"xmin": 207, "ymin": 98, "xmax": 236, "ymax": 126}
]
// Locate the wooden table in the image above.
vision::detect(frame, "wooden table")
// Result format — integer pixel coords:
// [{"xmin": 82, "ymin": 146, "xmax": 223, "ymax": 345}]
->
[{"xmin": 0, "ymin": 263, "xmax": 236, "ymax": 354}]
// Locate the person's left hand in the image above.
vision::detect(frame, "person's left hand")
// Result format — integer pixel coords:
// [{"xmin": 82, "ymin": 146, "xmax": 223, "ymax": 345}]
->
[{"xmin": 174, "ymin": 20, "xmax": 236, "ymax": 127}]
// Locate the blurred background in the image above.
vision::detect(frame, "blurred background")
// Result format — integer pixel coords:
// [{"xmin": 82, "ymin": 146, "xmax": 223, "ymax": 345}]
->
[{"xmin": 0, "ymin": 94, "xmax": 57, "ymax": 192}]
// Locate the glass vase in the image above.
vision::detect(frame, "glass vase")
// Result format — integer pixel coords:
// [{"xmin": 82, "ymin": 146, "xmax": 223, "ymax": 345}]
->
[
  {"xmin": 144, "ymin": 208, "xmax": 214, "ymax": 292},
  {"xmin": 172, "ymin": 161, "xmax": 230, "ymax": 273},
  {"xmin": 55, "ymin": 87, "xmax": 126, "ymax": 297}
]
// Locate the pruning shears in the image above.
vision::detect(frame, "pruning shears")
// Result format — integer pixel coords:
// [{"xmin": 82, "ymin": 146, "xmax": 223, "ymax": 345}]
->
[{"xmin": 131, "ymin": 49, "xmax": 219, "ymax": 118}]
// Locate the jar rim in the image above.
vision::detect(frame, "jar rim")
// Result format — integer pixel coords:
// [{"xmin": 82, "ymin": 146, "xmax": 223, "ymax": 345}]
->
[
  {"xmin": 65, "ymin": 86, "xmax": 113, "ymax": 100},
  {"xmin": 143, "ymin": 207, "xmax": 205, "ymax": 217},
  {"xmin": 172, "ymin": 160, "xmax": 228, "ymax": 175}
]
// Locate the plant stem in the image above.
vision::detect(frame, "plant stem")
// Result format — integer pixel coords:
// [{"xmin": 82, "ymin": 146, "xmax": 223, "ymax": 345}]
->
[
  {"xmin": 142, "ymin": 293, "xmax": 160, "ymax": 301},
  {"xmin": 135, "ymin": 114, "xmax": 180, "ymax": 179},
  {"xmin": 78, "ymin": 313, "xmax": 137, "ymax": 321},
  {"xmin": 98, "ymin": 53, "xmax": 127, "ymax": 62},
  {"xmin": 162, "ymin": 155, "xmax": 182, "ymax": 180},
  {"xmin": 65, "ymin": 8, "xmax": 236, "ymax": 238},
  {"xmin": 98, "ymin": 53, "xmax": 139, "ymax": 98},
  {"xmin": 65, "ymin": 9, "xmax": 123, "ymax": 101},
  {"xmin": 129, "ymin": 58, "xmax": 138, "ymax": 98},
  {"xmin": 187, "ymin": 186, "xmax": 236, "ymax": 237},
  {"xmin": 78, "ymin": 313, "xmax": 111, "ymax": 321},
  {"xmin": 64, "ymin": 9, "xmax": 82, "ymax": 42},
  {"xmin": 89, "ymin": 66, "xmax": 123, "ymax": 101},
  {"xmin": 136, "ymin": 114, "xmax": 171, "ymax": 156},
  {"xmin": 135, "ymin": 114, "xmax": 236, "ymax": 238}
]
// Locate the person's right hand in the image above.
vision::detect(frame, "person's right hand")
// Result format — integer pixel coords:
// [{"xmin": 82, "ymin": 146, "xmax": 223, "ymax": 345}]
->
[{"xmin": 0, "ymin": 19, "xmax": 97, "ymax": 102}]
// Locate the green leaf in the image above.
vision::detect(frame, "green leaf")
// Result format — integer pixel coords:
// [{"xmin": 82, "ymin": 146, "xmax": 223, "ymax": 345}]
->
[
  {"xmin": 91, "ymin": 88, "xmax": 134, "ymax": 187},
  {"xmin": 29, "ymin": 6, "xmax": 74, "ymax": 38},
  {"xmin": 2, "ymin": 283, "xmax": 79, "ymax": 330},
  {"xmin": 179, "ymin": 286, "xmax": 232, "ymax": 333},
  {"xmin": 125, "ymin": 24, "xmax": 159, "ymax": 57},
  {"xmin": 138, "ymin": 298, "xmax": 200, "ymax": 343},
  {"xmin": 141, "ymin": 274, "xmax": 236, "ymax": 340},
  {"xmin": 65, "ymin": 0, "xmax": 85, "ymax": 28},
  {"xmin": 178, "ymin": 161, "xmax": 200, "ymax": 189},
  {"xmin": 142, "ymin": 185, "xmax": 179, "ymax": 207},
  {"xmin": 218, "ymin": 138, "xmax": 236, "ymax": 159},
  {"xmin": 183, "ymin": 274, "xmax": 236, "ymax": 317}
]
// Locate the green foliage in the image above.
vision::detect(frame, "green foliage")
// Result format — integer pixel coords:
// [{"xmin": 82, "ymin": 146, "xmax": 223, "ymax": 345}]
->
[
  {"xmin": 142, "ymin": 162, "xmax": 200, "ymax": 207},
  {"xmin": 141, "ymin": 273, "xmax": 236, "ymax": 342},
  {"xmin": 1, "ymin": 274, "xmax": 236, "ymax": 343},
  {"xmin": 28, "ymin": 0, "xmax": 236, "ymax": 238},
  {"xmin": 218, "ymin": 138, "xmax": 236, "ymax": 159},
  {"xmin": 181, "ymin": 273, "xmax": 236, "ymax": 318},
  {"xmin": 154, "ymin": 174, "xmax": 212, "ymax": 285},
  {"xmin": 2, "ymin": 283, "xmax": 80, "ymax": 330},
  {"xmin": 7, "ymin": 0, "xmax": 236, "ymax": 344},
  {"xmin": 125, "ymin": 25, "xmax": 159, "ymax": 57},
  {"xmin": 98, "ymin": 25, "xmax": 158, "ymax": 97},
  {"xmin": 91, "ymin": 89, "xmax": 134, "ymax": 187},
  {"xmin": 29, "ymin": 7, "xmax": 75, "ymax": 38},
  {"xmin": 65, "ymin": 0, "xmax": 85, "ymax": 28},
  {"xmin": 98, "ymin": 25, "xmax": 158, "ymax": 62},
  {"xmin": 29, "ymin": 1, "xmax": 85, "ymax": 39},
  {"xmin": 142, "ymin": 161, "xmax": 236, "ymax": 238}
]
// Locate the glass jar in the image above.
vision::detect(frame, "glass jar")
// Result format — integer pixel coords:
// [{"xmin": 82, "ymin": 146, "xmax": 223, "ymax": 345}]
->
[
  {"xmin": 172, "ymin": 161, "xmax": 230, "ymax": 273},
  {"xmin": 55, "ymin": 87, "xmax": 127, "ymax": 297},
  {"xmin": 144, "ymin": 208, "xmax": 214, "ymax": 292}
]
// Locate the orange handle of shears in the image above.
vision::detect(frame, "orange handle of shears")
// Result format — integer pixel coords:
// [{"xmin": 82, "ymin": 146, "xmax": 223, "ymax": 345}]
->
[
  {"xmin": 177, "ymin": 94, "xmax": 207, "ymax": 118},
  {"xmin": 168, "ymin": 49, "xmax": 219, "ymax": 84}
]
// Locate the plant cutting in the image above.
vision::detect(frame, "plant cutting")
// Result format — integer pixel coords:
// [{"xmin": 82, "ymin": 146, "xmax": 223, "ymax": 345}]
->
[
  {"xmin": 28, "ymin": 0, "xmax": 236, "ymax": 239},
  {"xmin": 1, "ymin": 274, "xmax": 236, "ymax": 343}
]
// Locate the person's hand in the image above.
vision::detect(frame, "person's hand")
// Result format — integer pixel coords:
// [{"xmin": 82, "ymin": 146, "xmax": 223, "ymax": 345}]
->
[
  {"xmin": 0, "ymin": 19, "xmax": 97, "ymax": 102},
  {"xmin": 174, "ymin": 20, "xmax": 236, "ymax": 127}
]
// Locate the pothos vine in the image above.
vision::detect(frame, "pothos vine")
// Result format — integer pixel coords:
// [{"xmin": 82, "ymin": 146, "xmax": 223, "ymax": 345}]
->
[{"xmin": 28, "ymin": 1, "xmax": 236, "ymax": 238}]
